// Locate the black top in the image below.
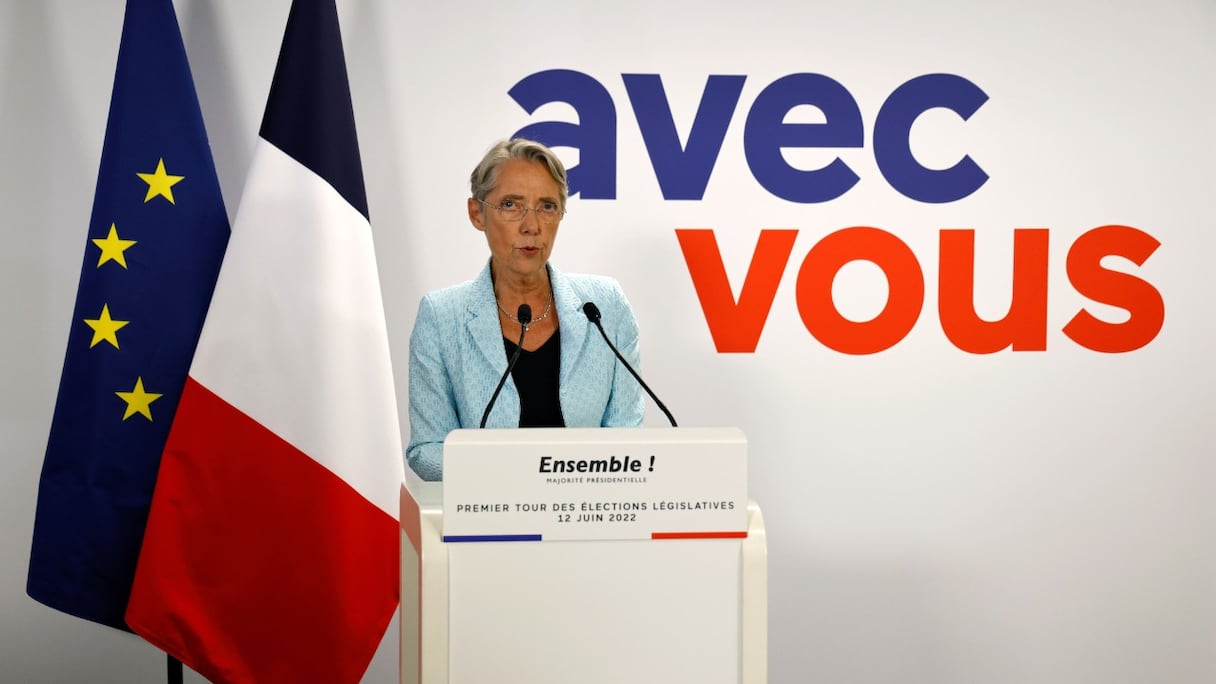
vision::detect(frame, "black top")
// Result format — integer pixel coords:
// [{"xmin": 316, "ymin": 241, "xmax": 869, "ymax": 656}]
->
[{"xmin": 504, "ymin": 330, "xmax": 566, "ymax": 428}]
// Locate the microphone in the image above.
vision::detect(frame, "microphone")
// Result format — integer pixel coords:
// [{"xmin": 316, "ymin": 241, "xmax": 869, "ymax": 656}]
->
[
  {"xmin": 480, "ymin": 304, "xmax": 531, "ymax": 428},
  {"xmin": 582, "ymin": 302, "xmax": 677, "ymax": 427}
]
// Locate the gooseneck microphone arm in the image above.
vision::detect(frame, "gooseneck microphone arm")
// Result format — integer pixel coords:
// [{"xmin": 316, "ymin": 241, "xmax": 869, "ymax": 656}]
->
[
  {"xmin": 582, "ymin": 302, "xmax": 677, "ymax": 427},
  {"xmin": 480, "ymin": 304, "xmax": 532, "ymax": 428}
]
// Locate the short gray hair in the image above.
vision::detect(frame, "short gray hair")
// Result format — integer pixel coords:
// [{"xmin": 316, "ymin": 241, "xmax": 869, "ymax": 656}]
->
[{"xmin": 469, "ymin": 138, "xmax": 568, "ymax": 209}]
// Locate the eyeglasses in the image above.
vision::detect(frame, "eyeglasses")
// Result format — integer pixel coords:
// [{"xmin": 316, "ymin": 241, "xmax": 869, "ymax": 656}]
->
[{"xmin": 476, "ymin": 198, "xmax": 565, "ymax": 223}]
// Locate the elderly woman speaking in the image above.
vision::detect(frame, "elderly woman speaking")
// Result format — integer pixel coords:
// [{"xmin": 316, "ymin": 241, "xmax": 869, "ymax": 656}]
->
[{"xmin": 405, "ymin": 138, "xmax": 646, "ymax": 481}]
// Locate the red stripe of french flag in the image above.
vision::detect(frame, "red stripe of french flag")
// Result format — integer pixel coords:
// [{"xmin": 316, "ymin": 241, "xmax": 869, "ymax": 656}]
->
[{"xmin": 132, "ymin": 379, "xmax": 399, "ymax": 682}]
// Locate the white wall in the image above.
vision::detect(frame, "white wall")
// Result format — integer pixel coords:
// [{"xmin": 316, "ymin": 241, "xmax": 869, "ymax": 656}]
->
[{"xmin": 2, "ymin": 0, "xmax": 1213, "ymax": 682}]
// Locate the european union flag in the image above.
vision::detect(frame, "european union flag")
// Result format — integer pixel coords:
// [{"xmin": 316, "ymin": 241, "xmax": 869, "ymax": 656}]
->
[{"xmin": 27, "ymin": 0, "xmax": 229, "ymax": 631}]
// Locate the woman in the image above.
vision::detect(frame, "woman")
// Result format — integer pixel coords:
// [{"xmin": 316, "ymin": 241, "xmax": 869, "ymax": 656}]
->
[{"xmin": 406, "ymin": 138, "xmax": 645, "ymax": 480}]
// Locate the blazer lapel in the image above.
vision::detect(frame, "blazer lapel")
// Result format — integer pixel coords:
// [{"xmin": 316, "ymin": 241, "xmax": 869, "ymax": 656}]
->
[
  {"xmin": 466, "ymin": 262, "xmax": 507, "ymax": 374},
  {"xmin": 550, "ymin": 263, "xmax": 589, "ymax": 394}
]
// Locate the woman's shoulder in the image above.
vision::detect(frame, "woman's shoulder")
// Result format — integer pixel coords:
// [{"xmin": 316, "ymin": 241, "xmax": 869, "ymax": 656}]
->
[
  {"xmin": 552, "ymin": 268, "xmax": 635, "ymax": 325},
  {"xmin": 420, "ymin": 265, "xmax": 491, "ymax": 309},
  {"xmin": 423, "ymin": 278, "xmax": 479, "ymax": 302},
  {"xmin": 556, "ymin": 270, "xmax": 627, "ymax": 301},
  {"xmin": 413, "ymin": 276, "xmax": 484, "ymax": 330}
]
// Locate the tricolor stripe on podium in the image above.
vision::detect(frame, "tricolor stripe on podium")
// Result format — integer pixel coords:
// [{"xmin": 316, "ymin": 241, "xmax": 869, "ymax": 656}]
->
[
  {"xmin": 442, "ymin": 531, "xmax": 749, "ymax": 542},
  {"xmin": 125, "ymin": 1, "xmax": 404, "ymax": 683}
]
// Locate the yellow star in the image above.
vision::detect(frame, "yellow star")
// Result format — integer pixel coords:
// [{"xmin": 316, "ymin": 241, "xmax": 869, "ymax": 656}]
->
[
  {"xmin": 92, "ymin": 223, "xmax": 137, "ymax": 268},
  {"xmin": 116, "ymin": 377, "xmax": 163, "ymax": 421},
  {"xmin": 136, "ymin": 158, "xmax": 185, "ymax": 204},
  {"xmin": 83, "ymin": 304, "xmax": 129, "ymax": 349}
]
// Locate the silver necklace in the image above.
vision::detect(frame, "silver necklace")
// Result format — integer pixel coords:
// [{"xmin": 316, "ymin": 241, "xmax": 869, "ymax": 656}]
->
[{"xmin": 498, "ymin": 290, "xmax": 552, "ymax": 327}]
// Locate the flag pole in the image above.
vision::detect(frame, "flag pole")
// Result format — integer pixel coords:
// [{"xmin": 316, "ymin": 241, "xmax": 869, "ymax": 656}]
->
[{"xmin": 167, "ymin": 655, "xmax": 183, "ymax": 684}]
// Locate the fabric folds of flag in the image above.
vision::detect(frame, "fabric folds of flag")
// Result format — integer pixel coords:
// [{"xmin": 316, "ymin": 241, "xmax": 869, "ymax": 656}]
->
[
  {"xmin": 125, "ymin": 0, "xmax": 405, "ymax": 682},
  {"xmin": 27, "ymin": 0, "xmax": 229, "ymax": 631}
]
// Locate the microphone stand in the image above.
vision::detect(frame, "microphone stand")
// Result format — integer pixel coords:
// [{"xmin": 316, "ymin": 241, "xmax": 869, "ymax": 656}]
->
[
  {"xmin": 582, "ymin": 302, "xmax": 677, "ymax": 427},
  {"xmin": 480, "ymin": 304, "xmax": 532, "ymax": 428}
]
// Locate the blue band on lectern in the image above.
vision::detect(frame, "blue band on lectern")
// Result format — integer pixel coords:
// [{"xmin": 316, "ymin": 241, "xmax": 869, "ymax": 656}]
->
[{"xmin": 442, "ymin": 534, "xmax": 543, "ymax": 543}]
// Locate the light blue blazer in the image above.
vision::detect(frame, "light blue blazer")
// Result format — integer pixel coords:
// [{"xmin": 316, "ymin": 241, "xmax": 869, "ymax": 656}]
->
[{"xmin": 406, "ymin": 261, "xmax": 645, "ymax": 480}]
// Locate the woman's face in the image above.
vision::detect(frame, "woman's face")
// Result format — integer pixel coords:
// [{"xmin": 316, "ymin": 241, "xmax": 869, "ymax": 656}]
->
[{"xmin": 468, "ymin": 159, "xmax": 563, "ymax": 285}]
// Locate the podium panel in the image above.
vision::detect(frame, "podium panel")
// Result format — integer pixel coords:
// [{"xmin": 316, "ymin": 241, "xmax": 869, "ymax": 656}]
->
[{"xmin": 400, "ymin": 427, "xmax": 767, "ymax": 683}]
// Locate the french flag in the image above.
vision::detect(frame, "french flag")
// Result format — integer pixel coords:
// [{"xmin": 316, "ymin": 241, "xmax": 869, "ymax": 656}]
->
[{"xmin": 125, "ymin": 1, "xmax": 404, "ymax": 682}]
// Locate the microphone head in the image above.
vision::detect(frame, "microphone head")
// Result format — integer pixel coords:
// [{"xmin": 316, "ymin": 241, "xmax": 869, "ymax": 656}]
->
[
  {"xmin": 517, "ymin": 303, "xmax": 532, "ymax": 326},
  {"xmin": 581, "ymin": 301, "xmax": 601, "ymax": 323}
]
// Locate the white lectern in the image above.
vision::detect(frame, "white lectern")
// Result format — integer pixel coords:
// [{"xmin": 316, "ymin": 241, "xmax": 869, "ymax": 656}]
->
[{"xmin": 399, "ymin": 427, "xmax": 767, "ymax": 684}]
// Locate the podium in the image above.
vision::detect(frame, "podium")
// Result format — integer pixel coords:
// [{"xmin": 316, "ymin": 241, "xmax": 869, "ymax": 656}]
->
[{"xmin": 399, "ymin": 427, "xmax": 767, "ymax": 683}]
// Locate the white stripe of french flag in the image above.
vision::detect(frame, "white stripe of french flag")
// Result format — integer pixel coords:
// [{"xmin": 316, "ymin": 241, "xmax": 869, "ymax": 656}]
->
[{"xmin": 126, "ymin": 1, "xmax": 404, "ymax": 682}]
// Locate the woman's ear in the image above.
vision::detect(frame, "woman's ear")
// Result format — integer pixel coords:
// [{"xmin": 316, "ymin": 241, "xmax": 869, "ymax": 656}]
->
[{"xmin": 467, "ymin": 198, "xmax": 486, "ymax": 232}]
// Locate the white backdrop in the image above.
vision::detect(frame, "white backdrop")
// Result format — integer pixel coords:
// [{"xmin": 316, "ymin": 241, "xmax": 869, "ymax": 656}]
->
[{"xmin": 2, "ymin": 1, "xmax": 1213, "ymax": 682}]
